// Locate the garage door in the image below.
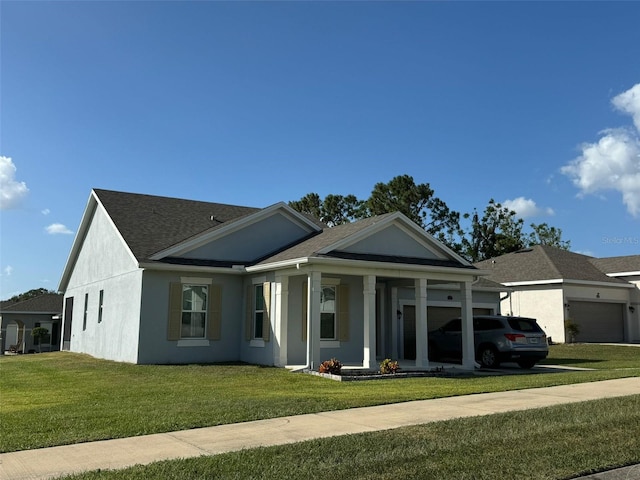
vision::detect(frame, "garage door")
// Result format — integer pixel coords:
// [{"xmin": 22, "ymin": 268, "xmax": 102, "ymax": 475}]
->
[
  {"xmin": 427, "ymin": 306, "xmax": 492, "ymax": 332},
  {"xmin": 569, "ymin": 301, "xmax": 624, "ymax": 342}
]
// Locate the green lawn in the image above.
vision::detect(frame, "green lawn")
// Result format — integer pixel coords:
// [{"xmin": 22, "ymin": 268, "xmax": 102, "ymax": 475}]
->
[
  {"xmin": 1, "ymin": 344, "xmax": 639, "ymax": 453},
  {"xmin": 60, "ymin": 395, "xmax": 640, "ymax": 480}
]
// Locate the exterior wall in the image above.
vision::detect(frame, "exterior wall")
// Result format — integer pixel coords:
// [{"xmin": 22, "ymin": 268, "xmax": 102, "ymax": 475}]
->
[
  {"xmin": 501, "ymin": 286, "xmax": 564, "ymax": 343},
  {"xmin": 285, "ymin": 274, "xmax": 365, "ymax": 366},
  {"xmin": 181, "ymin": 214, "xmax": 312, "ymax": 262},
  {"xmin": 241, "ymin": 272, "xmax": 276, "ymax": 365},
  {"xmin": 63, "ymin": 205, "xmax": 142, "ymax": 362},
  {"xmin": 343, "ymin": 225, "xmax": 439, "ymax": 259},
  {"xmin": 65, "ymin": 270, "xmax": 143, "ymax": 362},
  {"xmin": 137, "ymin": 270, "xmax": 244, "ymax": 364}
]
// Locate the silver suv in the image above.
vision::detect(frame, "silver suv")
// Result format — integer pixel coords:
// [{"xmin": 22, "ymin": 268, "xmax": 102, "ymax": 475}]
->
[{"xmin": 428, "ymin": 315, "xmax": 549, "ymax": 369}]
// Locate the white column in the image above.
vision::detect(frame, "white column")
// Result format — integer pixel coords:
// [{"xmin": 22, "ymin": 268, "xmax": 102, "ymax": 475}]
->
[
  {"xmin": 391, "ymin": 287, "xmax": 398, "ymax": 359},
  {"xmin": 273, "ymin": 275, "xmax": 289, "ymax": 367},
  {"xmin": 363, "ymin": 275, "xmax": 377, "ymax": 369},
  {"xmin": 461, "ymin": 280, "xmax": 475, "ymax": 370},
  {"xmin": 415, "ymin": 278, "xmax": 428, "ymax": 367},
  {"xmin": 307, "ymin": 271, "xmax": 322, "ymax": 370}
]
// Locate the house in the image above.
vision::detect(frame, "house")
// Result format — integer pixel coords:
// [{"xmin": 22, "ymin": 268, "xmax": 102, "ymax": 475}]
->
[
  {"xmin": 58, "ymin": 189, "xmax": 502, "ymax": 369},
  {"xmin": 475, "ymin": 246, "xmax": 640, "ymax": 344},
  {"xmin": 0, "ymin": 294, "xmax": 64, "ymax": 354}
]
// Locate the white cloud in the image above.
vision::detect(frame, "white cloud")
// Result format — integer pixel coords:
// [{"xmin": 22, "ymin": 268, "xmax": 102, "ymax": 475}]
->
[
  {"xmin": 42, "ymin": 208, "xmax": 50, "ymax": 215},
  {"xmin": 503, "ymin": 197, "xmax": 554, "ymax": 218},
  {"xmin": 0, "ymin": 156, "xmax": 29, "ymax": 210},
  {"xmin": 2, "ymin": 265, "xmax": 14, "ymax": 276},
  {"xmin": 46, "ymin": 223, "xmax": 74, "ymax": 235},
  {"xmin": 612, "ymin": 83, "xmax": 640, "ymax": 132},
  {"xmin": 561, "ymin": 82, "xmax": 640, "ymax": 217}
]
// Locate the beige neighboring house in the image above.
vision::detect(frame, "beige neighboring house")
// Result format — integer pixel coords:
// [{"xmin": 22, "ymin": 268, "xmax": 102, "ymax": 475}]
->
[{"xmin": 475, "ymin": 246, "xmax": 640, "ymax": 344}]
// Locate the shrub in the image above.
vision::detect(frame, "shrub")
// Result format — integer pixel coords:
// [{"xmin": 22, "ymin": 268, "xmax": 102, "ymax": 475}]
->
[
  {"xmin": 318, "ymin": 358, "xmax": 342, "ymax": 375},
  {"xmin": 565, "ymin": 319, "xmax": 580, "ymax": 343},
  {"xmin": 379, "ymin": 358, "xmax": 400, "ymax": 375}
]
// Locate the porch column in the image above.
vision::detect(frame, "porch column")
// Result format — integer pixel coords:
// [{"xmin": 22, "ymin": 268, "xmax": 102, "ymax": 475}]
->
[
  {"xmin": 460, "ymin": 280, "xmax": 475, "ymax": 370},
  {"xmin": 306, "ymin": 271, "xmax": 322, "ymax": 370},
  {"xmin": 363, "ymin": 275, "xmax": 377, "ymax": 369},
  {"xmin": 273, "ymin": 275, "xmax": 289, "ymax": 367},
  {"xmin": 415, "ymin": 278, "xmax": 428, "ymax": 367},
  {"xmin": 391, "ymin": 287, "xmax": 398, "ymax": 359}
]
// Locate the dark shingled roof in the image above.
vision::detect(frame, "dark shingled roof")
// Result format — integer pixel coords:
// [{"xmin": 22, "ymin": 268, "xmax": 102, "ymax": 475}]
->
[
  {"xmin": 0, "ymin": 294, "xmax": 63, "ymax": 313},
  {"xmin": 474, "ymin": 245, "xmax": 628, "ymax": 285},
  {"xmin": 93, "ymin": 189, "xmax": 260, "ymax": 261},
  {"xmin": 590, "ymin": 255, "xmax": 640, "ymax": 274}
]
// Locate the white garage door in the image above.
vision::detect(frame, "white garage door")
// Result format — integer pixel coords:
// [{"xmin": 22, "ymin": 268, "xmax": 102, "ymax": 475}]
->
[{"xmin": 569, "ymin": 301, "xmax": 624, "ymax": 343}]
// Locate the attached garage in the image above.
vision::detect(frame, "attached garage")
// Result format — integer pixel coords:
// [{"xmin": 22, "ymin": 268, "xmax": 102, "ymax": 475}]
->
[{"xmin": 569, "ymin": 301, "xmax": 625, "ymax": 343}]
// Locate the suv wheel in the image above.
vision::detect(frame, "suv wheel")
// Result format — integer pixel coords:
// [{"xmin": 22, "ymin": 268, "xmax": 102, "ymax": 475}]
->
[{"xmin": 478, "ymin": 345, "xmax": 500, "ymax": 368}]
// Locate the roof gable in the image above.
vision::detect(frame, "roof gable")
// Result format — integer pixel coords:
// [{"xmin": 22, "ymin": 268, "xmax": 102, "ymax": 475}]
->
[
  {"xmin": 475, "ymin": 245, "xmax": 629, "ymax": 285},
  {"xmin": 150, "ymin": 203, "xmax": 322, "ymax": 263},
  {"xmin": 256, "ymin": 212, "xmax": 472, "ymax": 269},
  {"xmin": 94, "ymin": 189, "xmax": 261, "ymax": 261}
]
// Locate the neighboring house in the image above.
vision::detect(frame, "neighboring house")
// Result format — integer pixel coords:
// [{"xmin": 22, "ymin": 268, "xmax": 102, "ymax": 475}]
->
[
  {"xmin": 0, "ymin": 294, "xmax": 64, "ymax": 354},
  {"xmin": 58, "ymin": 189, "xmax": 502, "ymax": 369},
  {"xmin": 475, "ymin": 246, "xmax": 640, "ymax": 344}
]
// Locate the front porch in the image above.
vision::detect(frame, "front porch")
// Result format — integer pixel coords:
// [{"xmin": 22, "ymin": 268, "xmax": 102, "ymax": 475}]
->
[{"xmin": 269, "ymin": 266, "xmax": 486, "ymax": 372}]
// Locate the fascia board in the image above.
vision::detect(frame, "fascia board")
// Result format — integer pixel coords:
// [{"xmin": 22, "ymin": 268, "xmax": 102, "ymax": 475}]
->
[
  {"xmin": 607, "ymin": 271, "xmax": 640, "ymax": 277},
  {"xmin": 58, "ymin": 193, "xmax": 97, "ymax": 292},
  {"xmin": 138, "ymin": 262, "xmax": 247, "ymax": 275},
  {"xmin": 503, "ymin": 279, "xmax": 634, "ymax": 289},
  {"xmin": 247, "ymin": 255, "xmax": 481, "ymax": 280},
  {"xmin": 149, "ymin": 202, "xmax": 321, "ymax": 260}
]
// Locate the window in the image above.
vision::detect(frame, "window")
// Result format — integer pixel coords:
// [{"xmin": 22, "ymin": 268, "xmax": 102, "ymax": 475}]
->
[
  {"xmin": 98, "ymin": 290, "xmax": 104, "ymax": 323},
  {"xmin": 181, "ymin": 285, "xmax": 207, "ymax": 338},
  {"xmin": 83, "ymin": 293, "xmax": 88, "ymax": 331},
  {"xmin": 253, "ymin": 284, "xmax": 264, "ymax": 339},
  {"xmin": 320, "ymin": 286, "xmax": 336, "ymax": 340}
]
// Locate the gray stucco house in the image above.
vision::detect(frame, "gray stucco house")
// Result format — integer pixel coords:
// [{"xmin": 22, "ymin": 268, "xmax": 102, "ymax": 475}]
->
[
  {"xmin": 475, "ymin": 246, "xmax": 640, "ymax": 344},
  {"xmin": 58, "ymin": 189, "xmax": 501, "ymax": 369},
  {"xmin": 0, "ymin": 294, "xmax": 63, "ymax": 354}
]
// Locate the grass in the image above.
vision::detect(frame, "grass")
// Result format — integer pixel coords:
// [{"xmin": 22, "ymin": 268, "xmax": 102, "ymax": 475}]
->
[
  {"xmin": 1, "ymin": 344, "xmax": 639, "ymax": 453},
  {"xmin": 61, "ymin": 395, "xmax": 640, "ymax": 480}
]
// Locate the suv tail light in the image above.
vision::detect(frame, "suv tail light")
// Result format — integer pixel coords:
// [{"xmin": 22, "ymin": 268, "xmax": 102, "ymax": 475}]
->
[{"xmin": 505, "ymin": 333, "xmax": 527, "ymax": 343}]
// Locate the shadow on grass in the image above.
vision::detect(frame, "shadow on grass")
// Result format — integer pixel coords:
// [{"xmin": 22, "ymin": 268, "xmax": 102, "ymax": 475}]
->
[{"xmin": 541, "ymin": 358, "xmax": 605, "ymax": 366}]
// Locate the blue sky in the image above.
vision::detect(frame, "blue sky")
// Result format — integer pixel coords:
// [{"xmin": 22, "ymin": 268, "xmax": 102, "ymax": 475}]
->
[{"xmin": 1, "ymin": 1, "xmax": 639, "ymax": 299}]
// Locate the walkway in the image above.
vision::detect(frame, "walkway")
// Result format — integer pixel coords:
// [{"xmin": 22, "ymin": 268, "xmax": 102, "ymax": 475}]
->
[{"xmin": 1, "ymin": 377, "xmax": 639, "ymax": 480}]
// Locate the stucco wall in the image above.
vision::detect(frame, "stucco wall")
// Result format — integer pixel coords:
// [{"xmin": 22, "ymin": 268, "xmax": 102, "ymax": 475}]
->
[
  {"xmin": 501, "ymin": 286, "xmax": 564, "ymax": 342},
  {"xmin": 285, "ymin": 274, "xmax": 365, "ymax": 366},
  {"xmin": 137, "ymin": 270, "xmax": 244, "ymax": 364},
  {"xmin": 181, "ymin": 213, "xmax": 312, "ymax": 262},
  {"xmin": 63, "ymin": 205, "xmax": 142, "ymax": 362},
  {"xmin": 343, "ymin": 224, "xmax": 439, "ymax": 259}
]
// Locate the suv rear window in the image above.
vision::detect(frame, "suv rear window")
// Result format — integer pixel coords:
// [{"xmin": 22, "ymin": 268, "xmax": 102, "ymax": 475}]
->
[{"xmin": 508, "ymin": 318, "xmax": 543, "ymax": 333}]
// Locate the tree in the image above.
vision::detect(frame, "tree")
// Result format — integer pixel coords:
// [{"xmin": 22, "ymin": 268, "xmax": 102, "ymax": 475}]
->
[
  {"xmin": 289, "ymin": 193, "xmax": 361, "ymax": 227},
  {"xmin": 461, "ymin": 199, "xmax": 525, "ymax": 262},
  {"xmin": 4, "ymin": 288, "xmax": 57, "ymax": 303},
  {"xmin": 528, "ymin": 223, "xmax": 571, "ymax": 250},
  {"xmin": 31, "ymin": 326, "xmax": 49, "ymax": 353},
  {"xmin": 360, "ymin": 175, "xmax": 462, "ymax": 245}
]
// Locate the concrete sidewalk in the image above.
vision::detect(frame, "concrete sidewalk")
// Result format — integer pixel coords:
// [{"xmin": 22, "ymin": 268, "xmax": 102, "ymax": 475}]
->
[{"xmin": 1, "ymin": 377, "xmax": 639, "ymax": 480}]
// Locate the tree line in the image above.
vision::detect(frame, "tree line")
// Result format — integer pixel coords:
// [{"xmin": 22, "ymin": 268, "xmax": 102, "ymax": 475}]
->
[{"xmin": 289, "ymin": 174, "xmax": 570, "ymax": 263}]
